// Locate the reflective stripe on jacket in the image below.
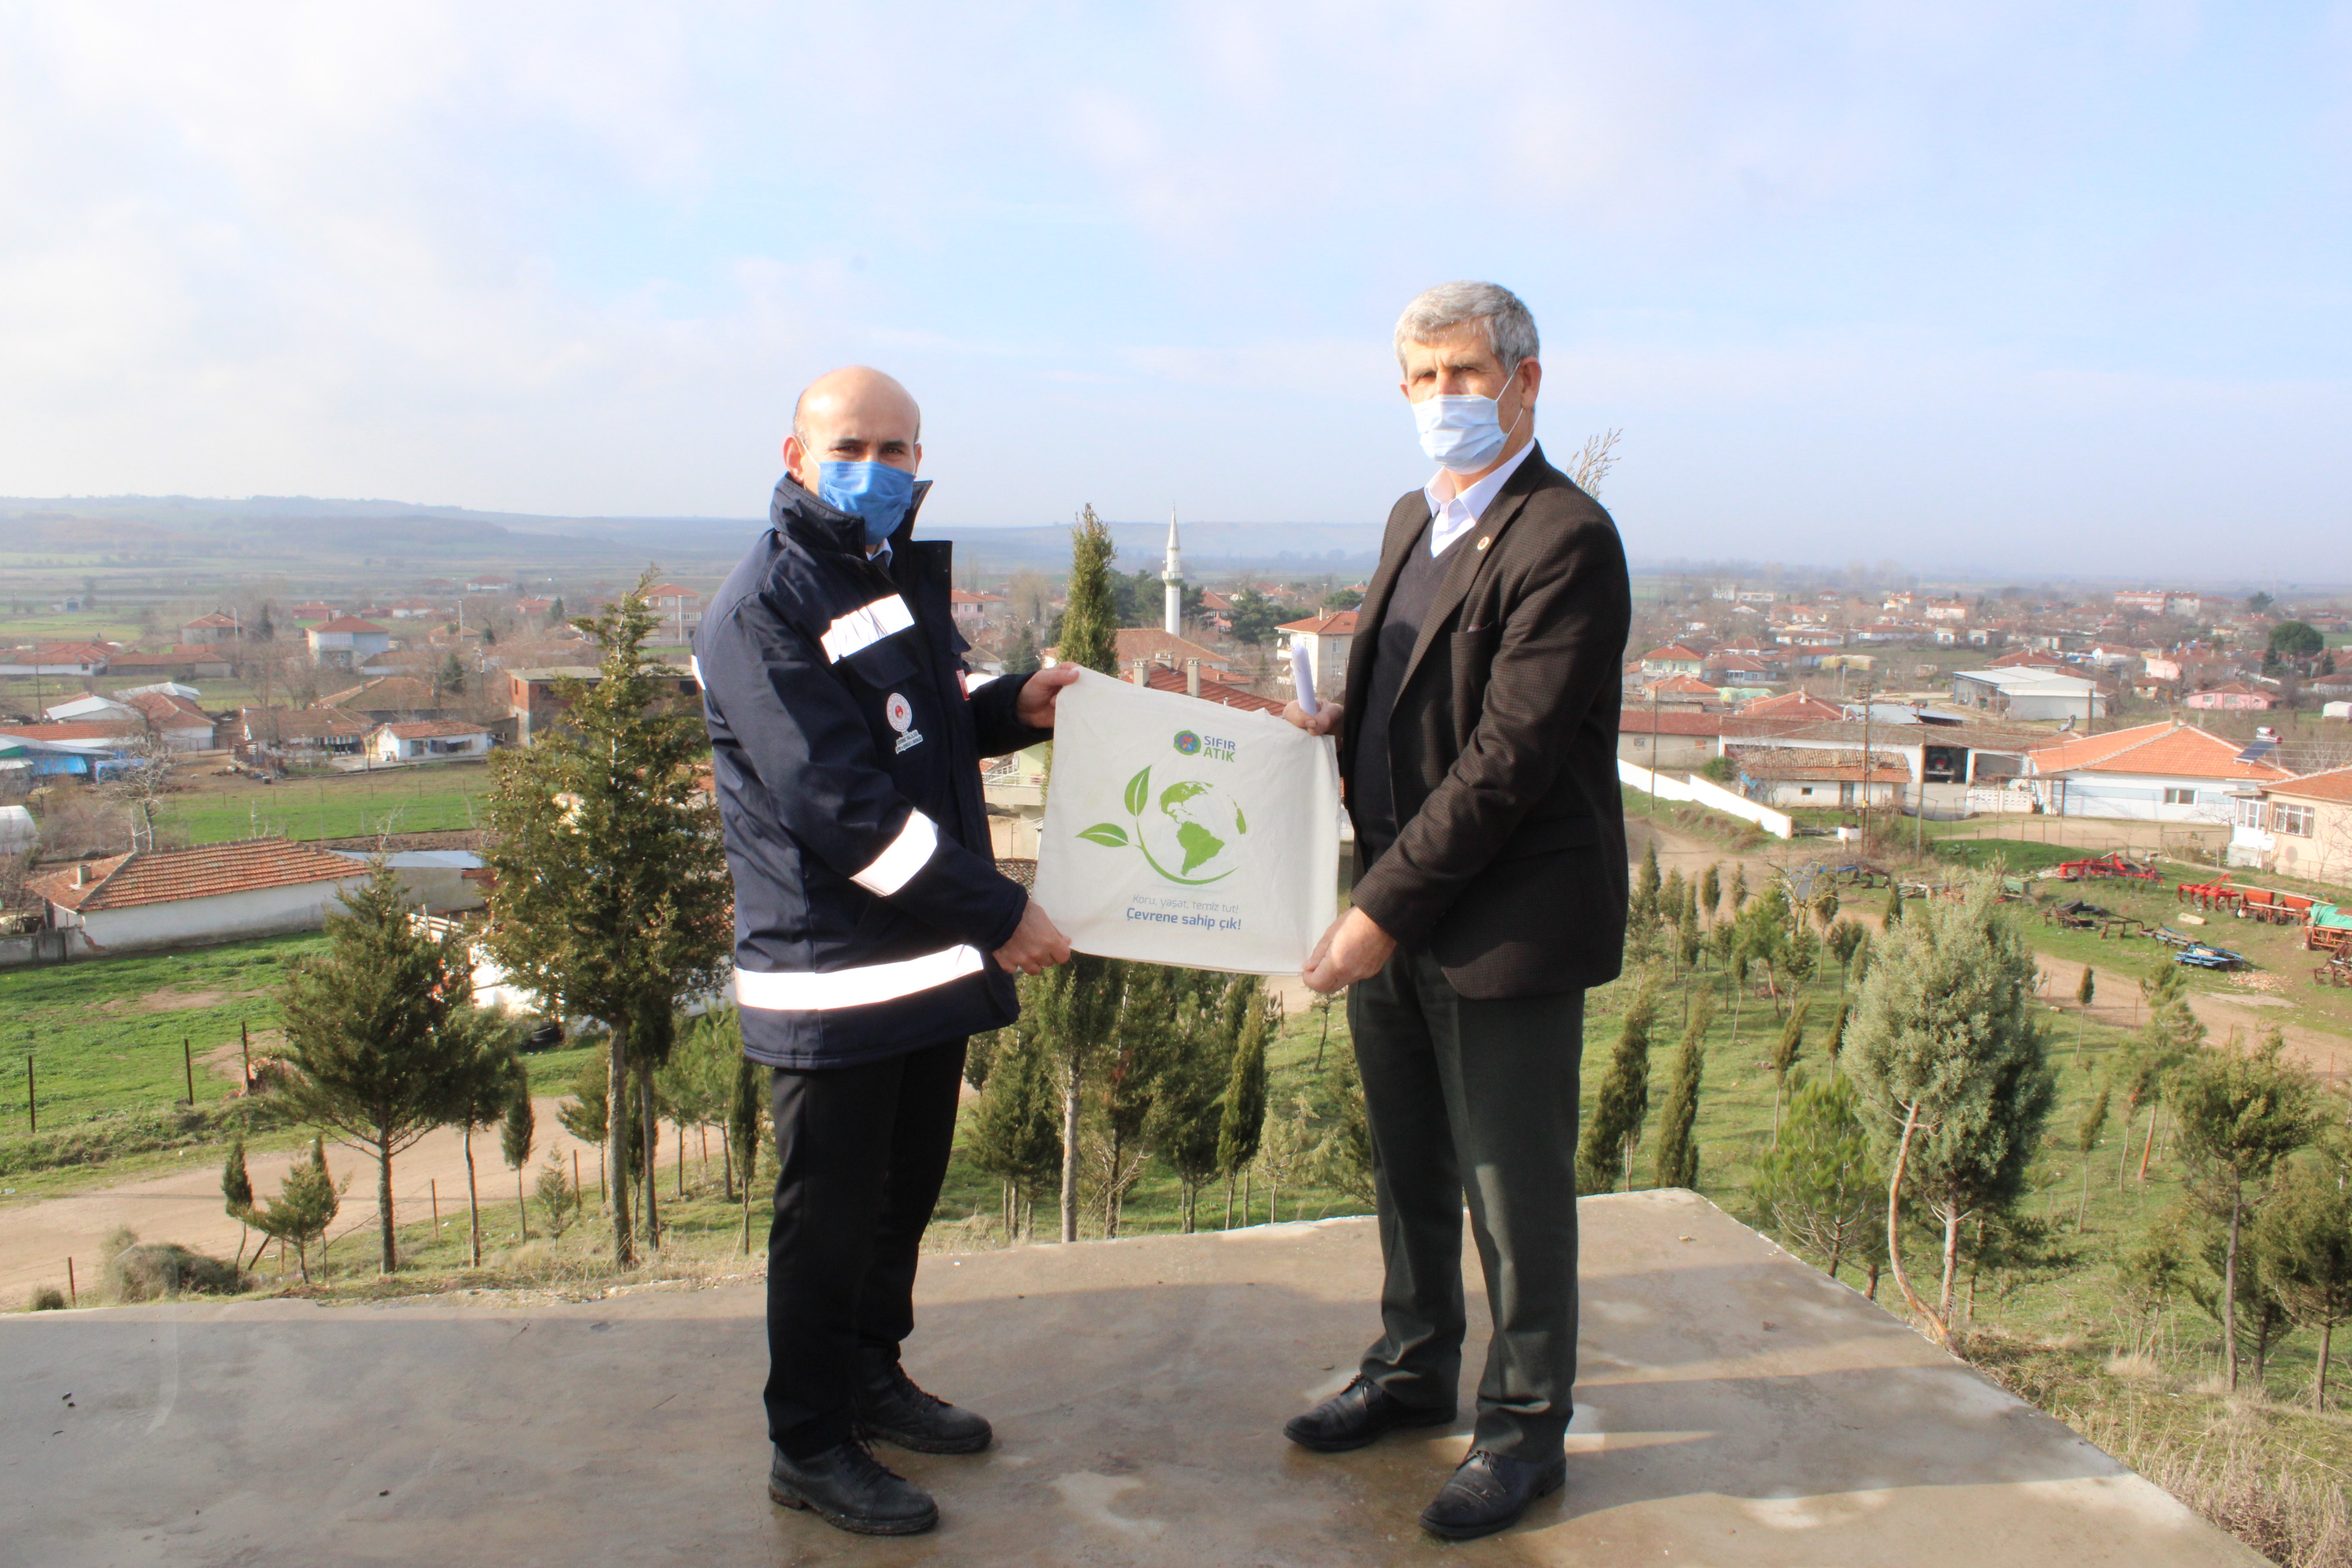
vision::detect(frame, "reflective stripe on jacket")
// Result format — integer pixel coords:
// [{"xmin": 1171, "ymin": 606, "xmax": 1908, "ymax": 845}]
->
[{"xmin": 694, "ymin": 474, "xmax": 1045, "ymax": 1068}]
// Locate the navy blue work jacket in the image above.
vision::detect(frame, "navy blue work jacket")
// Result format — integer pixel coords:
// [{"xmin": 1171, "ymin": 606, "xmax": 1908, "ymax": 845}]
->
[{"xmin": 693, "ymin": 474, "xmax": 1045, "ymax": 1069}]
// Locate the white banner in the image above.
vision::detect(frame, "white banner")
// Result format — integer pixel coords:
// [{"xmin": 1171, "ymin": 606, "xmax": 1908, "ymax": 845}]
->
[{"xmin": 1033, "ymin": 669, "xmax": 1340, "ymax": 975}]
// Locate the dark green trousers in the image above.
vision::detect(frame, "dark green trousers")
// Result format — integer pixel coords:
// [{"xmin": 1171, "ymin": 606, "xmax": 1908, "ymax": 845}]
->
[{"xmin": 1348, "ymin": 945, "xmax": 1583, "ymax": 1458}]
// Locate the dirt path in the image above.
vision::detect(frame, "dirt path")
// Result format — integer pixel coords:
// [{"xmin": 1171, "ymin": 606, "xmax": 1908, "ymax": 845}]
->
[{"xmin": 0, "ymin": 1095, "xmax": 624, "ymax": 1306}]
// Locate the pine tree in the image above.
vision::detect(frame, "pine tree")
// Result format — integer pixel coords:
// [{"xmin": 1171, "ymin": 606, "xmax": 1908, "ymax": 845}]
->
[
  {"xmin": 1881, "ymin": 881, "xmax": 1903, "ymax": 930},
  {"xmin": 502, "ymin": 1077, "xmax": 537, "ymax": 1241},
  {"xmin": 221, "ymin": 1138, "xmax": 256, "ymax": 1270},
  {"xmin": 479, "ymin": 572, "xmax": 732, "ymax": 1266},
  {"xmin": 2254, "ymin": 1159, "xmax": 2352, "ymax": 1410},
  {"xmin": 1824, "ymin": 996, "xmax": 1851, "ymax": 1060},
  {"xmin": 244, "ymin": 1139, "xmax": 342, "ymax": 1282},
  {"xmin": 1700, "ymin": 863, "xmax": 1721, "ymax": 921},
  {"xmin": 535, "ymin": 1154, "xmax": 577, "ymax": 1240},
  {"xmin": 1632, "ymin": 842, "xmax": 1661, "ymax": 927},
  {"xmin": 1096, "ymin": 965, "xmax": 1178, "ymax": 1237},
  {"xmin": 2172, "ymin": 1028, "xmax": 2319, "ymax": 1392},
  {"xmin": 279, "ymin": 864, "xmax": 481, "ymax": 1275},
  {"xmin": 1730, "ymin": 864, "xmax": 1750, "ymax": 911},
  {"xmin": 1827, "ymin": 920, "xmax": 1866, "ymax": 991},
  {"xmin": 1651, "ymin": 997, "xmax": 1714, "ymax": 1190},
  {"xmin": 1579, "ymin": 972, "xmax": 1658, "ymax": 1194},
  {"xmin": 2130, "ymin": 961, "xmax": 2205, "ymax": 1182},
  {"xmin": 1753, "ymin": 1074, "xmax": 1884, "ymax": 1284},
  {"xmin": 1844, "ymin": 878, "xmax": 2056, "ymax": 1345},
  {"xmin": 1216, "ymin": 985, "xmax": 1271, "ymax": 1226}
]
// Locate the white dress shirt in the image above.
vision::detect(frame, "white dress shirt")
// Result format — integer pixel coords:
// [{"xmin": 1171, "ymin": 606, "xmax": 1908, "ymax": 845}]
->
[{"xmin": 1423, "ymin": 439, "xmax": 1536, "ymax": 556}]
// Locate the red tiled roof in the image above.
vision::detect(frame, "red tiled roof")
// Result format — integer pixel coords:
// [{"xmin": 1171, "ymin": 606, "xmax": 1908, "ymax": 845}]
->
[
  {"xmin": 2270, "ymin": 766, "xmax": 2352, "ymax": 806},
  {"xmin": 1278, "ymin": 612, "xmax": 1359, "ymax": 636},
  {"xmin": 1642, "ymin": 644, "xmax": 1704, "ymax": 662},
  {"xmin": 310, "ymin": 615, "xmax": 388, "ymax": 634},
  {"xmin": 1739, "ymin": 691, "xmax": 1845, "ymax": 720},
  {"xmin": 1102, "ymin": 629, "xmax": 1229, "ymax": 668},
  {"xmin": 30, "ymin": 642, "xmax": 114, "ymax": 662},
  {"xmin": 182, "ymin": 613, "xmax": 239, "ymax": 629},
  {"xmin": 125, "ymin": 692, "xmax": 211, "ymax": 726},
  {"xmin": 948, "ymin": 589, "xmax": 1006, "ymax": 605},
  {"xmin": 1647, "ymin": 675, "xmax": 1720, "ymax": 695},
  {"xmin": 1139, "ymin": 668, "xmax": 1286, "ymax": 713},
  {"xmin": 376, "ymin": 718, "xmax": 489, "ymax": 739},
  {"xmin": 1733, "ymin": 747, "xmax": 1912, "ymax": 783},
  {"xmin": 322, "ymin": 676, "xmax": 441, "ymax": 711},
  {"xmin": 1618, "ymin": 708, "xmax": 1726, "ymax": 736},
  {"xmin": 31, "ymin": 838, "xmax": 364, "ymax": 913},
  {"xmin": 241, "ymin": 706, "xmax": 369, "ymax": 741},
  {"xmin": 2028, "ymin": 721, "xmax": 2294, "ymax": 782},
  {"xmin": 645, "ymin": 584, "xmax": 698, "ymax": 599},
  {"xmin": 105, "ymin": 650, "xmax": 198, "ymax": 668}
]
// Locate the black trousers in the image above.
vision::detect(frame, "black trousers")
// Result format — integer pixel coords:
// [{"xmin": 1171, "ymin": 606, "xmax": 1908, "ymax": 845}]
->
[
  {"xmin": 763, "ymin": 1036, "xmax": 966, "ymax": 1458},
  {"xmin": 1349, "ymin": 946, "xmax": 1583, "ymax": 1458}
]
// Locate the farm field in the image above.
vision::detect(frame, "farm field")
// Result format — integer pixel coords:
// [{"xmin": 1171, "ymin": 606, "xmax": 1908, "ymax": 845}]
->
[{"xmin": 158, "ymin": 763, "xmax": 495, "ymax": 844}]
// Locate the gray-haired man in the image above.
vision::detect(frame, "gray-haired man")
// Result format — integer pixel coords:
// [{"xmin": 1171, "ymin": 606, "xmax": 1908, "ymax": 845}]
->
[{"xmin": 1282, "ymin": 282, "xmax": 1631, "ymax": 1540}]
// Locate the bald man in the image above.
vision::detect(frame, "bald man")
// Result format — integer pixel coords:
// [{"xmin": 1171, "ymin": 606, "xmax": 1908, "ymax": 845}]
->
[{"xmin": 694, "ymin": 367, "xmax": 1076, "ymax": 1536}]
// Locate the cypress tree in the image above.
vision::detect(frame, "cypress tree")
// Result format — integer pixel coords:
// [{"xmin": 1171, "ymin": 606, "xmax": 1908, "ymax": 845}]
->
[
  {"xmin": 1651, "ymin": 997, "xmax": 1714, "ymax": 1190},
  {"xmin": 502, "ymin": 1079, "xmax": 537, "ymax": 1241},
  {"xmin": 730, "ymin": 1055, "xmax": 766, "ymax": 1253},
  {"xmin": 1579, "ymin": 972, "xmax": 1658, "ymax": 1194},
  {"xmin": 1768, "ymin": 1000, "xmax": 1811, "ymax": 1147},
  {"xmin": 1216, "ymin": 985, "xmax": 1271, "ymax": 1226},
  {"xmin": 1146, "ymin": 974, "xmax": 1237, "ymax": 1233},
  {"xmin": 1060, "ymin": 505, "xmax": 1119, "ymax": 675},
  {"xmin": 1730, "ymin": 864, "xmax": 1750, "ymax": 910},
  {"xmin": 1881, "ymin": 881, "xmax": 1904, "ymax": 930},
  {"xmin": 1633, "ymin": 841, "xmax": 1662, "ymax": 926},
  {"xmin": 279, "ymin": 864, "xmax": 479, "ymax": 1275},
  {"xmin": 968, "ymin": 1006, "xmax": 1070, "ymax": 1240},
  {"xmin": 1700, "ymin": 863, "xmax": 1721, "ymax": 921},
  {"xmin": 2075, "ymin": 965, "xmax": 2097, "ymax": 1066},
  {"xmin": 222, "ymin": 1138, "xmax": 256, "ymax": 1270}
]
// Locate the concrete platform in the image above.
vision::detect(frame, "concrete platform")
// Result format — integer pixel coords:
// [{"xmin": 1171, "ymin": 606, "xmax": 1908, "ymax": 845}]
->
[{"xmin": 2, "ymin": 1190, "xmax": 2258, "ymax": 1567}]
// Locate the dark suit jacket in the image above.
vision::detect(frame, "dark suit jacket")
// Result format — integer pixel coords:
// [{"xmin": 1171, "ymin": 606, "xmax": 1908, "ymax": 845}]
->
[{"xmin": 1342, "ymin": 442, "xmax": 1631, "ymax": 998}]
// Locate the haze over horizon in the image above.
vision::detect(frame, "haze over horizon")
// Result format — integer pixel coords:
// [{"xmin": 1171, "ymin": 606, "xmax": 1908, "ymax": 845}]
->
[{"xmin": 3, "ymin": 4, "xmax": 2346, "ymax": 577}]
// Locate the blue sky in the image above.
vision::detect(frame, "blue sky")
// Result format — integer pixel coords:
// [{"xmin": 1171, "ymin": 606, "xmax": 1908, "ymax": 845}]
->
[{"xmin": 2, "ymin": 2, "xmax": 2346, "ymax": 576}]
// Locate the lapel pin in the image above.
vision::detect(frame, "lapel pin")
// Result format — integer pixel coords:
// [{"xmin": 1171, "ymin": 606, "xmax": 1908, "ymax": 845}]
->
[{"xmin": 1476, "ymin": 536, "xmax": 1491, "ymax": 551}]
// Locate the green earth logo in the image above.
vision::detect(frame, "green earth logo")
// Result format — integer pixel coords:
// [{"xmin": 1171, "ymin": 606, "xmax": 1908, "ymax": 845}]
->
[{"xmin": 1079, "ymin": 766, "xmax": 1249, "ymax": 884}]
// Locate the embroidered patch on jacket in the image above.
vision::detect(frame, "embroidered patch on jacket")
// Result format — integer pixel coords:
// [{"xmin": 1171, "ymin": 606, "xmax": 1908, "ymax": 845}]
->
[{"xmin": 886, "ymin": 691, "xmax": 924, "ymax": 753}]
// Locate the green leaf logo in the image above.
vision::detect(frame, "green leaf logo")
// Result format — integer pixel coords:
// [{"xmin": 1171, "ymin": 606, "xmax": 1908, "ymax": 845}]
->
[
  {"xmin": 1077, "ymin": 824, "xmax": 1129, "ymax": 847},
  {"xmin": 1123, "ymin": 766, "xmax": 1152, "ymax": 818}
]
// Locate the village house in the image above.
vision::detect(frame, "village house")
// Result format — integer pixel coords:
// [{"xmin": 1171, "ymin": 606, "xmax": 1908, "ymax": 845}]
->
[
  {"xmin": 507, "ymin": 665, "xmax": 700, "ymax": 746},
  {"xmin": 30, "ymin": 838, "xmax": 377, "ymax": 955},
  {"xmin": 949, "ymin": 589, "xmax": 1010, "ymax": 636},
  {"xmin": 320, "ymin": 675, "xmax": 448, "ymax": 724},
  {"xmin": 2226, "ymin": 765, "xmax": 2352, "ymax": 886},
  {"xmin": 305, "ymin": 615, "xmax": 393, "ymax": 669},
  {"xmin": 1276, "ymin": 612, "xmax": 1357, "ymax": 701},
  {"xmin": 369, "ymin": 718, "xmax": 494, "ymax": 764},
  {"xmin": 179, "ymin": 612, "xmax": 241, "ymax": 644},
  {"xmin": 1637, "ymin": 643, "xmax": 1706, "ymax": 679},
  {"xmin": 238, "ymin": 706, "xmax": 370, "ymax": 762},
  {"xmin": 0, "ymin": 642, "xmax": 115, "ymax": 677},
  {"xmin": 1616, "ymin": 708, "xmax": 1725, "ymax": 771},
  {"xmin": 123, "ymin": 691, "xmax": 220, "ymax": 752},
  {"xmin": 1733, "ymin": 748, "xmax": 1912, "ymax": 809},
  {"xmin": 104, "ymin": 646, "xmax": 234, "ymax": 681},
  {"xmin": 1948, "ymin": 666, "xmax": 2107, "ymax": 722},
  {"xmin": 645, "ymin": 584, "xmax": 701, "ymax": 636},
  {"xmin": 2184, "ymin": 682, "xmax": 2276, "ymax": 712},
  {"xmin": 2022, "ymin": 721, "xmax": 2294, "ymax": 823}
]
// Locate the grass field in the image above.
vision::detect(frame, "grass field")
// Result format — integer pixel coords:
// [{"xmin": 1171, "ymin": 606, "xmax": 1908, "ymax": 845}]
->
[{"xmin": 160, "ymin": 765, "xmax": 494, "ymax": 843}]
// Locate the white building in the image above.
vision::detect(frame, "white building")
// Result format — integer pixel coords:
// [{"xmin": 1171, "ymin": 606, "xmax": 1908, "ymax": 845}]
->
[
  {"xmin": 370, "ymin": 718, "xmax": 494, "ymax": 763},
  {"xmin": 306, "ymin": 616, "xmax": 393, "ymax": 669},
  {"xmin": 2023, "ymin": 721, "xmax": 2294, "ymax": 823},
  {"xmin": 1277, "ymin": 611, "xmax": 1358, "ymax": 702},
  {"xmin": 1948, "ymin": 667, "xmax": 2108, "ymax": 723},
  {"xmin": 30, "ymin": 839, "xmax": 375, "ymax": 955}
]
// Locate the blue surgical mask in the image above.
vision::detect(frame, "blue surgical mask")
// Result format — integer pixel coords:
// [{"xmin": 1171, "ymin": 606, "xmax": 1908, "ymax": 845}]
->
[
  {"xmin": 815, "ymin": 460, "xmax": 916, "ymax": 547},
  {"xmin": 1414, "ymin": 384, "xmax": 1526, "ymax": 473}
]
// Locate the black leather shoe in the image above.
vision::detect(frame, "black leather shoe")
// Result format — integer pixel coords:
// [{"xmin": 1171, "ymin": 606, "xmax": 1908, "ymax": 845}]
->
[
  {"xmin": 767, "ymin": 1440, "xmax": 939, "ymax": 1536},
  {"xmin": 854, "ymin": 1353, "xmax": 994, "ymax": 1455},
  {"xmin": 1419, "ymin": 1449, "xmax": 1567, "ymax": 1540},
  {"xmin": 1282, "ymin": 1375, "xmax": 1456, "ymax": 1452}
]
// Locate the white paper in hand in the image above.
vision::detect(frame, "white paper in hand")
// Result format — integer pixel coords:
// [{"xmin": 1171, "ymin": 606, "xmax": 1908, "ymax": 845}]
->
[{"xmin": 1033, "ymin": 668, "xmax": 1339, "ymax": 975}]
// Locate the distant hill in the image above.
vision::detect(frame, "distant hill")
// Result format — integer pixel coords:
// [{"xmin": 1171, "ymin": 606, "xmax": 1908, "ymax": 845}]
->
[{"xmin": 0, "ymin": 496, "xmax": 1383, "ymax": 576}]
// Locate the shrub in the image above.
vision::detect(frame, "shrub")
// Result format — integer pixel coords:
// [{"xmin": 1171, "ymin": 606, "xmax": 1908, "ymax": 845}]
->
[
  {"xmin": 28, "ymin": 1286, "xmax": 66, "ymax": 1312},
  {"xmin": 101, "ymin": 1228, "xmax": 247, "ymax": 1302}
]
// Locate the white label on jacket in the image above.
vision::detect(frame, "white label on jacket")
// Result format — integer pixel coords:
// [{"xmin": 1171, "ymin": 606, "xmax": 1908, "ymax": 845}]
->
[
  {"xmin": 820, "ymin": 594, "xmax": 916, "ymax": 664},
  {"xmin": 886, "ymin": 690, "xmax": 923, "ymax": 752}
]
